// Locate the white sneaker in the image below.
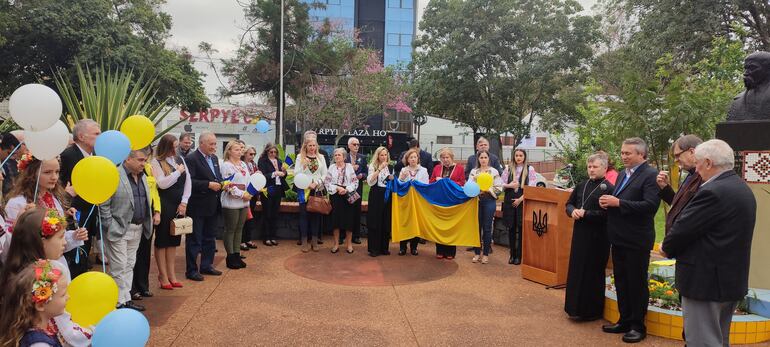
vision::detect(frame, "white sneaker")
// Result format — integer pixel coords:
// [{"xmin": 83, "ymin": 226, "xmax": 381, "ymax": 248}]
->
[
  {"xmin": 481, "ymin": 256, "xmax": 489, "ymax": 264},
  {"xmin": 472, "ymin": 255, "xmax": 480, "ymax": 263}
]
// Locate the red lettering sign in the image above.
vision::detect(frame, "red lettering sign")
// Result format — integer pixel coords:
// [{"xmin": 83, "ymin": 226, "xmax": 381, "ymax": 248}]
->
[{"xmin": 180, "ymin": 108, "xmax": 267, "ymax": 125}]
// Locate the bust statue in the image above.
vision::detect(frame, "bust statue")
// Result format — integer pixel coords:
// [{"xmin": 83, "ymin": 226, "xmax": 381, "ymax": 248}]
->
[{"xmin": 728, "ymin": 52, "xmax": 770, "ymax": 121}]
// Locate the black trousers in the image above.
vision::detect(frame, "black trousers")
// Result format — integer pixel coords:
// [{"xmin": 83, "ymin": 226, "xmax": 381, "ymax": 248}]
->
[
  {"xmin": 508, "ymin": 205, "xmax": 523, "ymax": 259},
  {"xmin": 262, "ymin": 195, "xmax": 281, "ymax": 240},
  {"xmin": 131, "ymin": 234, "xmax": 152, "ymax": 294},
  {"xmin": 400, "ymin": 238, "xmax": 418, "ymax": 251},
  {"xmin": 436, "ymin": 243, "xmax": 456, "ymax": 257},
  {"xmin": 611, "ymin": 245, "xmax": 650, "ymax": 332}
]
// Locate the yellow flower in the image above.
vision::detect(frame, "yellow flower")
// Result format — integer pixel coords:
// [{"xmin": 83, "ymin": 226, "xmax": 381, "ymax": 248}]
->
[{"xmin": 48, "ymin": 217, "xmax": 60, "ymax": 225}]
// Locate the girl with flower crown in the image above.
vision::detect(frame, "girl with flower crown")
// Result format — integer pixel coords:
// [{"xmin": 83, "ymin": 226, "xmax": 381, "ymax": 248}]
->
[
  {"xmin": 1, "ymin": 208, "xmax": 92, "ymax": 347},
  {"xmin": 0, "ymin": 259, "xmax": 69, "ymax": 347},
  {"xmin": 4, "ymin": 155, "xmax": 88, "ymax": 270}
]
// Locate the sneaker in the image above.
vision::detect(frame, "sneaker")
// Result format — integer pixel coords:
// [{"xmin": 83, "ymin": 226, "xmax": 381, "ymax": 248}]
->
[
  {"xmin": 481, "ymin": 256, "xmax": 489, "ymax": 264},
  {"xmin": 472, "ymin": 255, "xmax": 480, "ymax": 263}
]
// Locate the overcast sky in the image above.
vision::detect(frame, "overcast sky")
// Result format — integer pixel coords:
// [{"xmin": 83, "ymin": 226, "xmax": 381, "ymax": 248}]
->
[{"xmin": 162, "ymin": 0, "xmax": 598, "ymax": 105}]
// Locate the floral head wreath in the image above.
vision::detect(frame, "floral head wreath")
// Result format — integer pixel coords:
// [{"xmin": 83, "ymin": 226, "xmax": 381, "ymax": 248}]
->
[
  {"xmin": 31, "ymin": 259, "xmax": 62, "ymax": 305},
  {"xmin": 41, "ymin": 209, "xmax": 65, "ymax": 238},
  {"xmin": 17, "ymin": 153, "xmax": 35, "ymax": 171}
]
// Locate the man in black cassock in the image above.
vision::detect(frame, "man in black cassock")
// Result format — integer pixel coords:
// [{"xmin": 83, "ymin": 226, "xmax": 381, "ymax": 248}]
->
[{"xmin": 564, "ymin": 153, "xmax": 614, "ymax": 321}]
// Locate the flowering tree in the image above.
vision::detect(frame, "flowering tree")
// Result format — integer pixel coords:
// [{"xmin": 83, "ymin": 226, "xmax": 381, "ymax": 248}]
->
[{"xmin": 291, "ymin": 44, "xmax": 407, "ymax": 146}]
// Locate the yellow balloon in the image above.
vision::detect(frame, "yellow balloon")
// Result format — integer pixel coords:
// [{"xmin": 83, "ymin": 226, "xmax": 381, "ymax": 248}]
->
[
  {"xmin": 72, "ymin": 156, "xmax": 120, "ymax": 204},
  {"xmin": 120, "ymin": 115, "xmax": 155, "ymax": 150},
  {"xmin": 66, "ymin": 272, "xmax": 119, "ymax": 327},
  {"xmin": 477, "ymin": 172, "xmax": 493, "ymax": 191}
]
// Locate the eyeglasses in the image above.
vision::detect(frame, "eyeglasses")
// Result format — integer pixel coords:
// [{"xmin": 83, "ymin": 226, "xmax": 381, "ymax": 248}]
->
[
  {"xmin": 269, "ymin": 150, "xmax": 277, "ymax": 154},
  {"xmin": 351, "ymin": 143, "xmax": 360, "ymax": 146},
  {"xmin": 673, "ymin": 149, "xmax": 690, "ymax": 159}
]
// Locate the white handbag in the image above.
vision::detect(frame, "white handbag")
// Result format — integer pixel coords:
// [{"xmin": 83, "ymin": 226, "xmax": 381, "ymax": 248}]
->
[{"xmin": 170, "ymin": 215, "xmax": 193, "ymax": 236}]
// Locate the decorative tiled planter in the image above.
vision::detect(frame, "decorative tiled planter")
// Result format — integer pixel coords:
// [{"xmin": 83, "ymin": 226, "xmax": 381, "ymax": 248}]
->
[{"xmin": 604, "ymin": 289, "xmax": 770, "ymax": 344}]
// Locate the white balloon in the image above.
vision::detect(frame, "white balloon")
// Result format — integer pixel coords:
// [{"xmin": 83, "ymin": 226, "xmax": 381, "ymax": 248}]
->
[
  {"xmin": 9, "ymin": 84, "xmax": 63, "ymax": 131},
  {"xmin": 249, "ymin": 172, "xmax": 267, "ymax": 191},
  {"xmin": 293, "ymin": 173, "xmax": 311, "ymax": 190},
  {"xmin": 25, "ymin": 121, "xmax": 70, "ymax": 160}
]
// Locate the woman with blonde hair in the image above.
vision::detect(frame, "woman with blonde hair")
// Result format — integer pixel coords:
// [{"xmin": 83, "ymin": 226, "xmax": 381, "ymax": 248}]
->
[
  {"xmin": 397, "ymin": 148, "xmax": 429, "ymax": 256},
  {"xmin": 366, "ymin": 146, "xmax": 394, "ymax": 257},
  {"xmin": 294, "ymin": 138, "xmax": 327, "ymax": 251},
  {"xmin": 324, "ymin": 148, "xmax": 358, "ymax": 254},
  {"xmin": 429, "ymin": 147, "xmax": 465, "ymax": 259},
  {"xmin": 220, "ymin": 140, "xmax": 252, "ymax": 269}
]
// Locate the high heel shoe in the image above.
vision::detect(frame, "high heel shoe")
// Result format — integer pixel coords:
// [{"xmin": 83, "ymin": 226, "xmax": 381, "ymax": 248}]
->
[
  {"xmin": 170, "ymin": 281, "xmax": 183, "ymax": 288},
  {"xmin": 160, "ymin": 283, "xmax": 173, "ymax": 290}
]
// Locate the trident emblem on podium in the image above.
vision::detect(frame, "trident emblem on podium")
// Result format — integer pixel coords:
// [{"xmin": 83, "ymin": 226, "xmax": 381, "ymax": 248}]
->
[{"xmin": 533, "ymin": 210, "xmax": 548, "ymax": 237}]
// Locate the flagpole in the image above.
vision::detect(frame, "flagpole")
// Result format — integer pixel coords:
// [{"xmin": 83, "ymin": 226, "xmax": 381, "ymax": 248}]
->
[{"xmin": 279, "ymin": 0, "xmax": 285, "ymax": 147}]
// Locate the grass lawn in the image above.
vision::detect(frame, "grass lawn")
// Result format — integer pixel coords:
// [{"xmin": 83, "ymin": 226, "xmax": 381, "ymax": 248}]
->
[{"xmin": 654, "ymin": 205, "xmax": 665, "ymax": 243}]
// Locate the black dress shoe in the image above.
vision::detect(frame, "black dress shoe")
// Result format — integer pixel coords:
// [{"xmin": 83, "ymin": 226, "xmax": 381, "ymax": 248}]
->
[
  {"xmin": 186, "ymin": 273, "xmax": 204, "ymax": 281},
  {"xmin": 352, "ymin": 238, "xmax": 362, "ymax": 244},
  {"xmin": 398, "ymin": 249, "xmax": 407, "ymax": 256},
  {"xmin": 382, "ymin": 250, "xmax": 391, "ymax": 255},
  {"xmin": 602, "ymin": 323, "xmax": 631, "ymax": 334},
  {"xmin": 508, "ymin": 257, "xmax": 515, "ymax": 264},
  {"xmin": 140, "ymin": 290, "xmax": 153, "ymax": 298},
  {"xmin": 410, "ymin": 249, "xmax": 419, "ymax": 256},
  {"xmin": 121, "ymin": 301, "xmax": 146, "ymax": 312},
  {"xmin": 131, "ymin": 292, "xmax": 143, "ymax": 301},
  {"xmin": 368, "ymin": 252, "xmax": 378, "ymax": 257},
  {"xmin": 622, "ymin": 330, "xmax": 646, "ymax": 343},
  {"xmin": 201, "ymin": 268, "xmax": 222, "ymax": 276}
]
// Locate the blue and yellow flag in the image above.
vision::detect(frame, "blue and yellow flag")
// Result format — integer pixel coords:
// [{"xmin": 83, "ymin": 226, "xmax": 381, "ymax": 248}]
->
[{"xmin": 387, "ymin": 179, "xmax": 480, "ymax": 247}]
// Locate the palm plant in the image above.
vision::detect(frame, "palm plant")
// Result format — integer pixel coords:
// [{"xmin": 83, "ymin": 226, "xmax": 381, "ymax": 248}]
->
[{"xmin": 54, "ymin": 63, "xmax": 184, "ymax": 139}]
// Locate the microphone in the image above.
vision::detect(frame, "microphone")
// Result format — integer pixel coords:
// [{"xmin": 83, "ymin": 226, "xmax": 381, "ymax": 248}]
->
[
  {"xmin": 600, "ymin": 183, "xmax": 607, "ymax": 191},
  {"xmin": 566, "ymin": 163, "xmax": 574, "ymax": 169}
]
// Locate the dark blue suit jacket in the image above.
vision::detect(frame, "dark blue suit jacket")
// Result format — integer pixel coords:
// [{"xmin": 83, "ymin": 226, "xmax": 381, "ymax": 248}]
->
[
  {"xmin": 185, "ymin": 149, "xmax": 222, "ymax": 217},
  {"xmin": 606, "ymin": 161, "xmax": 661, "ymax": 250}
]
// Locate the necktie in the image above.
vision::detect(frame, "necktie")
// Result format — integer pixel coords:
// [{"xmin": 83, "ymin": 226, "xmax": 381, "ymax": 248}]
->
[{"xmin": 616, "ymin": 172, "xmax": 631, "ymax": 194}]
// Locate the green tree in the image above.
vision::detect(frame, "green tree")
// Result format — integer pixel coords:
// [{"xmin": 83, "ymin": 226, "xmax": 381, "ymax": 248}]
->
[
  {"xmin": 290, "ymin": 45, "xmax": 406, "ymax": 146},
  {"xmin": 220, "ymin": 0, "xmax": 343, "ymax": 144},
  {"xmin": 410, "ymin": 0, "xmax": 600, "ymax": 153},
  {"xmin": 0, "ymin": 0, "xmax": 208, "ymax": 111}
]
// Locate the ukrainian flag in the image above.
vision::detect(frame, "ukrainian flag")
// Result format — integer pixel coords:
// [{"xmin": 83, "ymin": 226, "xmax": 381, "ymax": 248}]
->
[{"xmin": 387, "ymin": 179, "xmax": 480, "ymax": 247}]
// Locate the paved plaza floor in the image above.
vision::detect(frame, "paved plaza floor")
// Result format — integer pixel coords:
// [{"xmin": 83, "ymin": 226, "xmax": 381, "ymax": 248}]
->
[{"xmin": 140, "ymin": 240, "xmax": 689, "ymax": 346}]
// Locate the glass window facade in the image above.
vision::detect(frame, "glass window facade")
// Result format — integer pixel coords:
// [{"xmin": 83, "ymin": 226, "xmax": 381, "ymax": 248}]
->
[{"xmin": 304, "ymin": 0, "xmax": 356, "ymax": 37}]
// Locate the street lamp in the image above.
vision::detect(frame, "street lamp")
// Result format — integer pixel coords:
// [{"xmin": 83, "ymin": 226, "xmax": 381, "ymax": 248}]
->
[{"xmin": 279, "ymin": 0, "xmax": 285, "ymax": 147}]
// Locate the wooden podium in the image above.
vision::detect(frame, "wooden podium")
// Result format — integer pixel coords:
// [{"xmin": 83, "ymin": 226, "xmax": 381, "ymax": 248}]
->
[{"xmin": 521, "ymin": 187, "xmax": 574, "ymax": 286}]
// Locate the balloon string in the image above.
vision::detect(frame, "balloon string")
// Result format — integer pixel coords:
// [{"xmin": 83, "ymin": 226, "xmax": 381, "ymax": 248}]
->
[
  {"xmin": 0, "ymin": 142, "xmax": 22, "ymax": 168},
  {"xmin": 73, "ymin": 205, "xmax": 96, "ymax": 265},
  {"xmin": 32, "ymin": 166, "xmax": 42, "ymax": 205},
  {"xmin": 98, "ymin": 205, "xmax": 106, "ymax": 273}
]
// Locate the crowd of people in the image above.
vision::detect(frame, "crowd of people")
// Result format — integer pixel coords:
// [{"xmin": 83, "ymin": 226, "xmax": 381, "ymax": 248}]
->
[
  {"xmin": 0, "ymin": 117, "xmax": 757, "ymax": 346},
  {"xmin": 563, "ymin": 136, "xmax": 756, "ymax": 345}
]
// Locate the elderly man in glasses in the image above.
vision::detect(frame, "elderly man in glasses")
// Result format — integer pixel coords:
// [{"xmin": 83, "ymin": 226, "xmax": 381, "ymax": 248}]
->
[{"xmin": 344, "ymin": 137, "xmax": 367, "ymax": 245}]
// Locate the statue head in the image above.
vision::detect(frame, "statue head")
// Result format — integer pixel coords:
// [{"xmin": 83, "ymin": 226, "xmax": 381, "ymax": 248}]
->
[{"xmin": 743, "ymin": 52, "xmax": 770, "ymax": 89}]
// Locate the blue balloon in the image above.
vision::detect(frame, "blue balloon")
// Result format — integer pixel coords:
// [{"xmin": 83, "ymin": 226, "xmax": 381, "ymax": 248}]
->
[
  {"xmin": 95, "ymin": 130, "xmax": 131, "ymax": 165},
  {"xmin": 463, "ymin": 181, "xmax": 480, "ymax": 197},
  {"xmin": 255, "ymin": 120, "xmax": 270, "ymax": 133},
  {"xmin": 92, "ymin": 308, "xmax": 150, "ymax": 347}
]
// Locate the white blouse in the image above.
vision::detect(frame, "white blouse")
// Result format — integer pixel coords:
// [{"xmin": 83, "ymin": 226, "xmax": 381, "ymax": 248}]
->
[
  {"xmin": 150, "ymin": 157, "xmax": 192, "ymax": 203},
  {"xmin": 469, "ymin": 167, "xmax": 504, "ymax": 198},
  {"xmin": 367, "ymin": 163, "xmax": 393, "ymax": 188},
  {"xmin": 325, "ymin": 163, "xmax": 359, "ymax": 194},
  {"xmin": 295, "ymin": 154, "xmax": 328, "ymax": 188},
  {"xmin": 398, "ymin": 165, "xmax": 430, "ymax": 184},
  {"xmin": 220, "ymin": 161, "xmax": 250, "ymax": 209}
]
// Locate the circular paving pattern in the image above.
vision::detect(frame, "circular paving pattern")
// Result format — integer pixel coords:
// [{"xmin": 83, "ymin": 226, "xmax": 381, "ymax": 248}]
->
[{"xmin": 284, "ymin": 248, "xmax": 459, "ymax": 286}]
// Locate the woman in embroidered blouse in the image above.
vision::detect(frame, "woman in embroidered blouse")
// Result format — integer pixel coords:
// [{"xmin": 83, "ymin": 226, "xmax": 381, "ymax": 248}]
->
[
  {"xmin": 240, "ymin": 145, "xmax": 261, "ymax": 250},
  {"xmin": 397, "ymin": 148, "xmax": 429, "ymax": 256},
  {"xmin": 257, "ymin": 143, "xmax": 287, "ymax": 247},
  {"xmin": 151, "ymin": 134, "xmax": 191, "ymax": 289},
  {"xmin": 324, "ymin": 148, "xmax": 358, "ymax": 254},
  {"xmin": 501, "ymin": 148, "xmax": 538, "ymax": 265},
  {"xmin": 5, "ymin": 156, "xmax": 87, "ymax": 270},
  {"xmin": 468, "ymin": 150, "xmax": 503, "ymax": 264},
  {"xmin": 366, "ymin": 147, "xmax": 393, "ymax": 257},
  {"xmin": 429, "ymin": 148, "xmax": 465, "ymax": 260},
  {"xmin": 219, "ymin": 140, "xmax": 252, "ymax": 270},
  {"xmin": 294, "ymin": 138, "xmax": 327, "ymax": 252}
]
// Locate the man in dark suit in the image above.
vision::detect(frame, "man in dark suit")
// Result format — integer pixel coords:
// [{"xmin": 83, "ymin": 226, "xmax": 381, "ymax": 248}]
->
[
  {"xmin": 345, "ymin": 137, "xmax": 368, "ymax": 244},
  {"xmin": 60, "ymin": 119, "xmax": 101, "ymax": 277},
  {"xmin": 598, "ymin": 137, "xmax": 661, "ymax": 343},
  {"xmin": 657, "ymin": 135, "xmax": 703, "ymax": 235},
  {"xmin": 185, "ymin": 131, "xmax": 224, "ymax": 281},
  {"xmin": 394, "ymin": 138, "xmax": 434, "ymax": 175},
  {"xmin": 464, "ymin": 137, "xmax": 503, "ymax": 179},
  {"xmin": 662, "ymin": 139, "xmax": 756, "ymax": 347}
]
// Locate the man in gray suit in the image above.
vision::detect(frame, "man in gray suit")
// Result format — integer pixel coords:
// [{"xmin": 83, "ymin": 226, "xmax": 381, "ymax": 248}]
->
[{"xmin": 100, "ymin": 147, "xmax": 153, "ymax": 312}]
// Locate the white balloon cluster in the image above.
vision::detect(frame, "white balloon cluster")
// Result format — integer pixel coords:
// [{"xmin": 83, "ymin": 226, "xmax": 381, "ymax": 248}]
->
[{"xmin": 8, "ymin": 84, "xmax": 70, "ymax": 160}]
